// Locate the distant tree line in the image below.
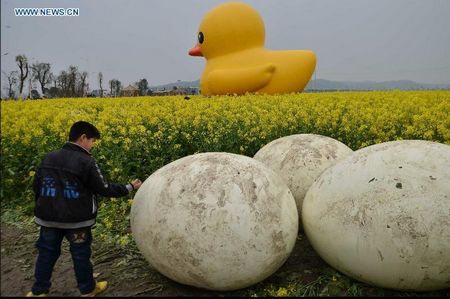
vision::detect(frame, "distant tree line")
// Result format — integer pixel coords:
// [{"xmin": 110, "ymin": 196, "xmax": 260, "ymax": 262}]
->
[{"xmin": 2, "ymin": 54, "xmax": 150, "ymax": 99}]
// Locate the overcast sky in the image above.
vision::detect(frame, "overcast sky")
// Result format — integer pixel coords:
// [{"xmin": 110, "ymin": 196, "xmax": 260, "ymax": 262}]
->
[{"xmin": 2, "ymin": 0, "xmax": 450, "ymax": 93}]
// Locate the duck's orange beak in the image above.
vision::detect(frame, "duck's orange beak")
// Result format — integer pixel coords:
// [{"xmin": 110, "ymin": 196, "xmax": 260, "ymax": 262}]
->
[{"xmin": 189, "ymin": 43, "xmax": 203, "ymax": 56}]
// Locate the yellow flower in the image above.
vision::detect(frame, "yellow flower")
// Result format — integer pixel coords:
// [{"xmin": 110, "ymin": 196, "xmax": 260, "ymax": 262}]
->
[
  {"xmin": 276, "ymin": 287, "xmax": 288, "ymax": 297},
  {"xmin": 118, "ymin": 236, "xmax": 130, "ymax": 247},
  {"xmin": 1, "ymin": 91, "xmax": 449, "ymax": 246},
  {"xmin": 105, "ymin": 221, "xmax": 113, "ymax": 229}
]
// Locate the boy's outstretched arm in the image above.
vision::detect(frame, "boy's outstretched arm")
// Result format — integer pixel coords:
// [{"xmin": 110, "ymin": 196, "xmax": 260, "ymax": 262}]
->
[{"xmin": 86, "ymin": 161, "xmax": 141, "ymax": 197}]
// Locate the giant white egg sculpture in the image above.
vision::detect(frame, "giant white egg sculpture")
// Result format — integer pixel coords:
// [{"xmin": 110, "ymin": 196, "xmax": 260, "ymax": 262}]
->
[
  {"xmin": 131, "ymin": 152, "xmax": 298, "ymax": 291},
  {"xmin": 254, "ymin": 134, "xmax": 353, "ymax": 227},
  {"xmin": 302, "ymin": 140, "xmax": 450, "ymax": 291}
]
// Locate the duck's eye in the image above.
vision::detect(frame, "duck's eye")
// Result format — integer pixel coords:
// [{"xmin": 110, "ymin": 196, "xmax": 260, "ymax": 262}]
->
[{"xmin": 198, "ymin": 32, "xmax": 204, "ymax": 44}]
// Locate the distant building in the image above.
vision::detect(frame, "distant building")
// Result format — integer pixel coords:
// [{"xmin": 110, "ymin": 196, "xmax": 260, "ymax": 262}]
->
[
  {"xmin": 120, "ymin": 84, "xmax": 139, "ymax": 97},
  {"xmin": 88, "ymin": 90, "xmax": 108, "ymax": 97},
  {"xmin": 149, "ymin": 86, "xmax": 200, "ymax": 96},
  {"xmin": 183, "ymin": 87, "xmax": 200, "ymax": 95},
  {"xmin": 151, "ymin": 90, "xmax": 171, "ymax": 96}
]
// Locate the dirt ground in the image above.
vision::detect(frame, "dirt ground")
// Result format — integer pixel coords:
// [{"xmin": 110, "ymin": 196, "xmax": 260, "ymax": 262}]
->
[
  {"xmin": 1, "ymin": 222, "xmax": 327, "ymax": 297},
  {"xmin": 1, "ymin": 222, "xmax": 449, "ymax": 297}
]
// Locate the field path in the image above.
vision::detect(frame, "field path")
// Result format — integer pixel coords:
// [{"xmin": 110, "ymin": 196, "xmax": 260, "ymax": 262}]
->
[
  {"xmin": 3, "ymin": 222, "xmax": 444, "ymax": 297},
  {"xmin": 1, "ymin": 222, "xmax": 323, "ymax": 297},
  {"xmin": 0, "ymin": 222, "xmax": 237, "ymax": 296}
]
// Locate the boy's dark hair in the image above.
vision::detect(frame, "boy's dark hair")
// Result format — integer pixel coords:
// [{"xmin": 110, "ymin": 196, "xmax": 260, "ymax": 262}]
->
[{"xmin": 69, "ymin": 121, "xmax": 101, "ymax": 141}]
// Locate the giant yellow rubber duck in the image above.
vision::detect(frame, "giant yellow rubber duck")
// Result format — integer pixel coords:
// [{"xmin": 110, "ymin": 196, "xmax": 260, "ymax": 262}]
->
[{"xmin": 189, "ymin": 2, "xmax": 316, "ymax": 96}]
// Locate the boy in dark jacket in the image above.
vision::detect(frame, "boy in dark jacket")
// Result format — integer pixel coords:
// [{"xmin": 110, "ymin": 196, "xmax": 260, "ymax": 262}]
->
[{"xmin": 27, "ymin": 121, "xmax": 142, "ymax": 297}]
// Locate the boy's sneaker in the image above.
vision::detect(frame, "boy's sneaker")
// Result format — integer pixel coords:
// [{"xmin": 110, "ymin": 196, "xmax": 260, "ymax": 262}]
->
[
  {"xmin": 81, "ymin": 281, "xmax": 108, "ymax": 297},
  {"xmin": 26, "ymin": 291, "xmax": 48, "ymax": 297}
]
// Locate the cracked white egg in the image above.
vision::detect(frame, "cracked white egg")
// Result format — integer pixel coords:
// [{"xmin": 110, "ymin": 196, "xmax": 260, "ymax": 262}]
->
[
  {"xmin": 131, "ymin": 152, "xmax": 298, "ymax": 291},
  {"xmin": 254, "ymin": 134, "xmax": 353, "ymax": 229},
  {"xmin": 302, "ymin": 140, "xmax": 450, "ymax": 291}
]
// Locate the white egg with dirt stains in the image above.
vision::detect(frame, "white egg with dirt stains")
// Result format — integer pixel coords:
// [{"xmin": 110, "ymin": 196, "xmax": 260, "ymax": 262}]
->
[
  {"xmin": 131, "ymin": 152, "xmax": 298, "ymax": 291},
  {"xmin": 302, "ymin": 140, "xmax": 450, "ymax": 291},
  {"xmin": 254, "ymin": 134, "xmax": 353, "ymax": 228}
]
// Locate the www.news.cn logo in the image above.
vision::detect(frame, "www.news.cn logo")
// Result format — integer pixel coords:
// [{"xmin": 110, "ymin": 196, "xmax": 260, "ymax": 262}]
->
[{"xmin": 14, "ymin": 8, "xmax": 80, "ymax": 17}]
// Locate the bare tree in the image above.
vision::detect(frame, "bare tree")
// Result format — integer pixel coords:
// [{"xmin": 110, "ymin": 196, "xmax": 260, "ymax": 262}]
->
[
  {"xmin": 115, "ymin": 80, "xmax": 122, "ymax": 97},
  {"xmin": 68, "ymin": 66, "xmax": 78, "ymax": 97},
  {"xmin": 31, "ymin": 62, "xmax": 52, "ymax": 96},
  {"xmin": 109, "ymin": 79, "xmax": 117, "ymax": 97},
  {"xmin": 109, "ymin": 79, "xmax": 114, "ymax": 96},
  {"xmin": 49, "ymin": 73, "xmax": 56, "ymax": 88},
  {"xmin": 137, "ymin": 78, "xmax": 149, "ymax": 96},
  {"xmin": 47, "ymin": 72, "xmax": 54, "ymax": 96},
  {"xmin": 109, "ymin": 79, "xmax": 122, "ymax": 97},
  {"xmin": 46, "ymin": 73, "xmax": 58, "ymax": 98},
  {"xmin": 57, "ymin": 71, "xmax": 69, "ymax": 97},
  {"xmin": 49, "ymin": 67, "xmax": 87, "ymax": 98},
  {"xmin": 98, "ymin": 72, "xmax": 103, "ymax": 97},
  {"xmin": 15, "ymin": 55, "xmax": 29, "ymax": 99},
  {"xmin": 79, "ymin": 71, "xmax": 88, "ymax": 97},
  {"xmin": 2, "ymin": 71, "xmax": 18, "ymax": 99},
  {"xmin": 85, "ymin": 82, "xmax": 90, "ymax": 96}
]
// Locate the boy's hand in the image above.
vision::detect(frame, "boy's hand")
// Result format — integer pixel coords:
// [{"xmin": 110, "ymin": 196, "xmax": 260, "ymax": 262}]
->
[{"xmin": 131, "ymin": 179, "xmax": 142, "ymax": 190}]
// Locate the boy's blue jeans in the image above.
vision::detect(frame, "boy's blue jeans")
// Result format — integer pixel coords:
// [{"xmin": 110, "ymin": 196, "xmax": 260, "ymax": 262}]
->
[{"xmin": 31, "ymin": 226, "xmax": 96, "ymax": 295}]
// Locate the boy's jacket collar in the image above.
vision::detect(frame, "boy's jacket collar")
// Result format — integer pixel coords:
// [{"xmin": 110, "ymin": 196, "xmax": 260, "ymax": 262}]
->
[{"xmin": 63, "ymin": 142, "xmax": 92, "ymax": 156}]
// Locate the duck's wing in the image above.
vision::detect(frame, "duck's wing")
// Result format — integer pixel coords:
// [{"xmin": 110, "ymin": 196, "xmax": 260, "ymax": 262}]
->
[{"xmin": 206, "ymin": 64, "xmax": 275, "ymax": 95}]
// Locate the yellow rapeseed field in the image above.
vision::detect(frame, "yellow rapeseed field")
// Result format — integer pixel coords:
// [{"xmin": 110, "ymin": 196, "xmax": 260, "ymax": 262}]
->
[{"xmin": 1, "ymin": 91, "xmax": 449, "ymax": 243}]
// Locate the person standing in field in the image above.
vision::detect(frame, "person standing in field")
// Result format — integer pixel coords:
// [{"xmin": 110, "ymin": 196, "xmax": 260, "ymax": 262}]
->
[{"xmin": 27, "ymin": 121, "xmax": 142, "ymax": 297}]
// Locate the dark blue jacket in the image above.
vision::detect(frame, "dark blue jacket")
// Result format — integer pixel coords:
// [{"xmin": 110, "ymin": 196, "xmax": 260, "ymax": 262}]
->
[{"xmin": 33, "ymin": 142, "xmax": 130, "ymax": 224}]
